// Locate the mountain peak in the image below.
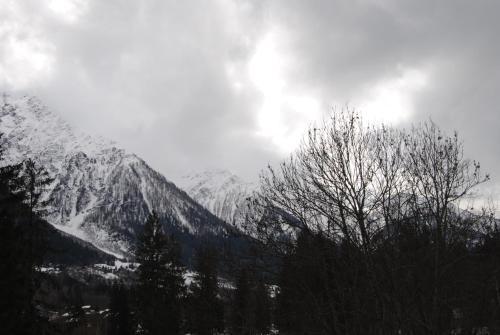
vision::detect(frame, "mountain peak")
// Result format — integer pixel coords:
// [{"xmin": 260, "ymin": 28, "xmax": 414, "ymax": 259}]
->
[
  {"xmin": 0, "ymin": 94, "xmax": 116, "ymax": 167},
  {"xmin": 0, "ymin": 94, "xmax": 230, "ymax": 259},
  {"xmin": 178, "ymin": 169, "xmax": 256, "ymax": 227}
]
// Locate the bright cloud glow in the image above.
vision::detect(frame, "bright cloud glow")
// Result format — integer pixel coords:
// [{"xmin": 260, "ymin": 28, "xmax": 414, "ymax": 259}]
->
[
  {"xmin": 48, "ymin": 0, "xmax": 89, "ymax": 24},
  {"xmin": 249, "ymin": 32, "xmax": 322, "ymax": 153},
  {"xmin": 225, "ymin": 62, "xmax": 245, "ymax": 93},
  {"xmin": 248, "ymin": 31, "xmax": 427, "ymax": 153},
  {"xmin": 248, "ymin": 33, "xmax": 286, "ymax": 95},
  {"xmin": 358, "ymin": 67, "xmax": 428, "ymax": 124},
  {"xmin": 0, "ymin": 2, "xmax": 55, "ymax": 89}
]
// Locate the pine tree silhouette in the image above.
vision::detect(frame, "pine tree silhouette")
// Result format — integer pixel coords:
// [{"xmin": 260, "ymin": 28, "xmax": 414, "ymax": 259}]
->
[{"xmin": 136, "ymin": 212, "xmax": 185, "ymax": 335}]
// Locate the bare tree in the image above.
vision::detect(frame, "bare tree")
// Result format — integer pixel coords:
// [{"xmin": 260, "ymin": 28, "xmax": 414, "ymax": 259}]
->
[
  {"xmin": 257, "ymin": 108, "xmax": 408, "ymax": 251},
  {"xmin": 403, "ymin": 121, "xmax": 489, "ymax": 334},
  {"xmin": 251, "ymin": 108, "xmax": 491, "ymax": 334}
]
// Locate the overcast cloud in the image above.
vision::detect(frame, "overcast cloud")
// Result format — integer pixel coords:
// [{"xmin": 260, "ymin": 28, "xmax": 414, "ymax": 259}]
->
[{"xmin": 1, "ymin": 0, "xmax": 500, "ymax": 203}]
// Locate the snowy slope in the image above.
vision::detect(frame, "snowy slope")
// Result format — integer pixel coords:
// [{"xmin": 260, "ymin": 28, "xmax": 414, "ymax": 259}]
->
[
  {"xmin": 0, "ymin": 94, "xmax": 230, "ymax": 258},
  {"xmin": 177, "ymin": 169, "xmax": 256, "ymax": 228}
]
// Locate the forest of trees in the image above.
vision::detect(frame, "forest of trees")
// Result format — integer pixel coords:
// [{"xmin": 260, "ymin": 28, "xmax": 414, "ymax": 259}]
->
[{"xmin": 2, "ymin": 109, "xmax": 500, "ymax": 334}]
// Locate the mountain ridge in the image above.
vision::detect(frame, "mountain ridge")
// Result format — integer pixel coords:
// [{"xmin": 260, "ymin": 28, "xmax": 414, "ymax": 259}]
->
[
  {"xmin": 0, "ymin": 94, "xmax": 233, "ymax": 259},
  {"xmin": 177, "ymin": 169, "xmax": 256, "ymax": 229}
]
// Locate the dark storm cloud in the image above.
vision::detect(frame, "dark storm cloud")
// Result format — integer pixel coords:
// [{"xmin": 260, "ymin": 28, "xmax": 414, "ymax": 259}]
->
[
  {"xmin": 266, "ymin": 0, "xmax": 499, "ymax": 98},
  {"xmin": 2, "ymin": 0, "xmax": 500, "ymax": 197}
]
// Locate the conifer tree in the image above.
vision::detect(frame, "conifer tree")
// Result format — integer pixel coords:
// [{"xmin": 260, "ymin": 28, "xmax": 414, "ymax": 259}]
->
[
  {"xmin": 0, "ymin": 171, "xmax": 37, "ymax": 334},
  {"xmin": 21, "ymin": 158, "xmax": 53, "ymax": 224},
  {"xmin": 136, "ymin": 212, "xmax": 185, "ymax": 335},
  {"xmin": 0, "ymin": 135, "xmax": 48, "ymax": 335},
  {"xmin": 254, "ymin": 278, "xmax": 271, "ymax": 335},
  {"xmin": 231, "ymin": 267, "xmax": 254, "ymax": 335},
  {"xmin": 189, "ymin": 245, "xmax": 224, "ymax": 335}
]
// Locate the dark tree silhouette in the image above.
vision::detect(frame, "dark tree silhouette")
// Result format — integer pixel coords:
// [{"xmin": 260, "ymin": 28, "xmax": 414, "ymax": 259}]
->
[
  {"xmin": 188, "ymin": 244, "xmax": 224, "ymax": 335},
  {"xmin": 231, "ymin": 268, "xmax": 254, "ymax": 335},
  {"xmin": 136, "ymin": 212, "xmax": 185, "ymax": 335},
  {"xmin": 0, "ymin": 135, "xmax": 51, "ymax": 335},
  {"xmin": 229, "ymin": 265, "xmax": 272, "ymax": 335},
  {"xmin": 108, "ymin": 282, "xmax": 134, "ymax": 335},
  {"xmin": 250, "ymin": 110, "xmax": 494, "ymax": 335}
]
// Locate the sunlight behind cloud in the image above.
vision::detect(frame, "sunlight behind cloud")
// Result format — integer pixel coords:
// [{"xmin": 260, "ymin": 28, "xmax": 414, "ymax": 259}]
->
[
  {"xmin": 248, "ymin": 31, "xmax": 428, "ymax": 153},
  {"xmin": 48, "ymin": 0, "xmax": 89, "ymax": 24},
  {"xmin": 248, "ymin": 33, "xmax": 286, "ymax": 95},
  {"xmin": 358, "ymin": 67, "xmax": 428, "ymax": 124},
  {"xmin": 249, "ymin": 31, "xmax": 322, "ymax": 154}
]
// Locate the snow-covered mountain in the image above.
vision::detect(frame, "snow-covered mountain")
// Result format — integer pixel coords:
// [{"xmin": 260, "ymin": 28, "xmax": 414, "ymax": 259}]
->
[
  {"xmin": 178, "ymin": 169, "xmax": 256, "ymax": 228},
  {"xmin": 0, "ymin": 95, "xmax": 231, "ymax": 258}
]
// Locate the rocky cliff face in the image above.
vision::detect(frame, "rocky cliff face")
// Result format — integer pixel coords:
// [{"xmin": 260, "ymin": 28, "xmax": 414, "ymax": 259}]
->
[{"xmin": 0, "ymin": 95, "xmax": 230, "ymax": 258}]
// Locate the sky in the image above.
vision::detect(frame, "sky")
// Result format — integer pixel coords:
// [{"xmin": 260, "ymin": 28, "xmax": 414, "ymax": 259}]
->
[{"xmin": 1, "ymin": 0, "xmax": 500, "ymax": 204}]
